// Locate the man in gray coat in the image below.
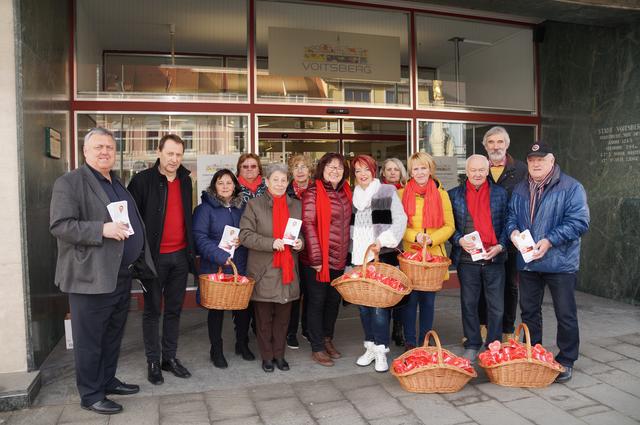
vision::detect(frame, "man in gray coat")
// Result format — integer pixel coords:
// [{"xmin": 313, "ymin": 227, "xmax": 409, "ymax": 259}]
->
[{"xmin": 50, "ymin": 127, "xmax": 155, "ymax": 415}]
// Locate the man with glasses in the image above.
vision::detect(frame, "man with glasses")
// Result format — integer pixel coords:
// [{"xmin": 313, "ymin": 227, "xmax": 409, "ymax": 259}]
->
[{"xmin": 50, "ymin": 128, "xmax": 156, "ymax": 415}]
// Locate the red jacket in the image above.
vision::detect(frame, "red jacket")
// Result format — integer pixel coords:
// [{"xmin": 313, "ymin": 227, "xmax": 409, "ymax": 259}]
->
[{"xmin": 301, "ymin": 180, "xmax": 352, "ymax": 271}]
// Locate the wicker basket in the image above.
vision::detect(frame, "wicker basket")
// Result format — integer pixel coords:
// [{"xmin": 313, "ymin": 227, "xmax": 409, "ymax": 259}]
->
[
  {"xmin": 481, "ymin": 323, "xmax": 565, "ymax": 388},
  {"xmin": 391, "ymin": 330, "xmax": 477, "ymax": 393},
  {"xmin": 331, "ymin": 245, "xmax": 411, "ymax": 308},
  {"xmin": 397, "ymin": 244, "xmax": 451, "ymax": 291},
  {"xmin": 198, "ymin": 260, "xmax": 255, "ymax": 310}
]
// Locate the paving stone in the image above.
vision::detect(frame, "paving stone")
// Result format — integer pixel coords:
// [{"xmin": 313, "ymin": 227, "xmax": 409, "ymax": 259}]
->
[
  {"xmin": 57, "ymin": 404, "xmax": 109, "ymax": 425},
  {"xmin": 582, "ymin": 410, "xmax": 640, "ymax": 425},
  {"xmin": 319, "ymin": 416, "xmax": 368, "ymax": 425},
  {"xmin": 563, "ymin": 370, "xmax": 603, "ymax": 389},
  {"xmin": 331, "ymin": 373, "xmax": 378, "ymax": 392},
  {"xmin": 344, "ymin": 385, "xmax": 407, "ymax": 420},
  {"xmin": 255, "ymin": 397, "xmax": 314, "ymax": 425},
  {"xmin": 249, "ymin": 383, "xmax": 295, "ymax": 402},
  {"xmin": 530, "ymin": 383, "xmax": 598, "ymax": 410},
  {"xmin": 159, "ymin": 392, "xmax": 204, "ymax": 405},
  {"xmin": 617, "ymin": 333, "xmax": 640, "ymax": 347},
  {"xmin": 568, "ymin": 404, "xmax": 611, "ymax": 417},
  {"xmin": 159, "ymin": 398, "xmax": 209, "ymax": 425},
  {"xmin": 399, "ymin": 393, "xmax": 470, "ymax": 424},
  {"xmin": 458, "ymin": 400, "xmax": 534, "ymax": 425},
  {"xmin": 5, "ymin": 405, "xmax": 63, "ymax": 425},
  {"xmin": 608, "ymin": 343, "xmax": 640, "ymax": 361},
  {"xmin": 592, "ymin": 369, "xmax": 640, "ymax": 397},
  {"xmin": 205, "ymin": 392, "xmax": 257, "ymax": 421},
  {"xmin": 211, "ymin": 416, "xmax": 263, "ymax": 425},
  {"xmin": 504, "ymin": 396, "xmax": 585, "ymax": 425},
  {"xmin": 442, "ymin": 385, "xmax": 491, "ymax": 407},
  {"xmin": 574, "ymin": 356, "xmax": 614, "ymax": 375},
  {"xmin": 579, "ymin": 343, "xmax": 626, "ymax": 362},
  {"xmin": 476, "ymin": 383, "xmax": 533, "ymax": 402},
  {"xmin": 109, "ymin": 396, "xmax": 160, "ymax": 425},
  {"xmin": 368, "ymin": 414, "xmax": 424, "ymax": 425},
  {"xmin": 308, "ymin": 400, "xmax": 361, "ymax": 421},
  {"xmin": 578, "ymin": 383, "xmax": 640, "ymax": 421},
  {"xmin": 294, "ymin": 380, "xmax": 343, "ymax": 405},
  {"xmin": 590, "ymin": 337, "xmax": 625, "ymax": 347},
  {"xmin": 610, "ymin": 358, "xmax": 640, "ymax": 378}
]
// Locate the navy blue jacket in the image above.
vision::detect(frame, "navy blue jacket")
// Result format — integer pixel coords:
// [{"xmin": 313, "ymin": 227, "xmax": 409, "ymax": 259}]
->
[
  {"xmin": 192, "ymin": 192, "xmax": 248, "ymax": 276},
  {"xmin": 448, "ymin": 181, "xmax": 509, "ymax": 267},
  {"xmin": 505, "ymin": 166, "xmax": 590, "ymax": 273}
]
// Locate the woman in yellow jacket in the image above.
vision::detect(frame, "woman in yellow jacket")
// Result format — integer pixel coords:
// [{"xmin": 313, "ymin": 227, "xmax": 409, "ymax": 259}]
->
[{"xmin": 398, "ymin": 152, "xmax": 455, "ymax": 350}]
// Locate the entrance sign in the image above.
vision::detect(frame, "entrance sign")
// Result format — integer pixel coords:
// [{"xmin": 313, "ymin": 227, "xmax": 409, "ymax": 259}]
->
[
  {"xmin": 196, "ymin": 154, "xmax": 241, "ymax": 204},
  {"xmin": 433, "ymin": 156, "xmax": 459, "ymax": 191},
  {"xmin": 268, "ymin": 27, "xmax": 401, "ymax": 83}
]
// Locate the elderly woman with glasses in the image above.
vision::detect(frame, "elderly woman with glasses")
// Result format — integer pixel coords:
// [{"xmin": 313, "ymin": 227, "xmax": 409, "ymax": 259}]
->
[
  {"xmin": 236, "ymin": 153, "xmax": 267, "ymax": 204},
  {"xmin": 285, "ymin": 154, "xmax": 314, "ymax": 349},
  {"xmin": 300, "ymin": 153, "xmax": 352, "ymax": 367},
  {"xmin": 240, "ymin": 163, "xmax": 304, "ymax": 373}
]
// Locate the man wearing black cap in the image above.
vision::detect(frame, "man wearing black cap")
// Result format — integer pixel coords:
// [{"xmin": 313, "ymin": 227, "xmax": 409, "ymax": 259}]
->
[{"xmin": 505, "ymin": 142, "xmax": 590, "ymax": 383}]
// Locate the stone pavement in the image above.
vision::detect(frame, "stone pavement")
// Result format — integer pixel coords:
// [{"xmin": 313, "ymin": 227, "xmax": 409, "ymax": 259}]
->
[{"xmin": 1, "ymin": 288, "xmax": 639, "ymax": 424}]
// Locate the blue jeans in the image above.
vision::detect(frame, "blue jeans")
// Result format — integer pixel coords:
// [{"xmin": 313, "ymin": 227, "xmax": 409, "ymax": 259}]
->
[
  {"xmin": 402, "ymin": 291, "xmax": 436, "ymax": 346},
  {"xmin": 457, "ymin": 262, "xmax": 505, "ymax": 350},
  {"xmin": 519, "ymin": 271, "xmax": 579, "ymax": 368},
  {"xmin": 359, "ymin": 306, "xmax": 391, "ymax": 347}
]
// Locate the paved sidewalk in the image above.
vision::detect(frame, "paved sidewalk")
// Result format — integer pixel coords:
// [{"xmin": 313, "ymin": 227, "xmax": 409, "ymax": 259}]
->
[{"xmin": 1, "ymin": 288, "xmax": 639, "ymax": 424}]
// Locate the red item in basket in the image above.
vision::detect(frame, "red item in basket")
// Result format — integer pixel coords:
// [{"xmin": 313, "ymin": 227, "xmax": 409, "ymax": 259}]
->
[
  {"xmin": 207, "ymin": 273, "xmax": 250, "ymax": 283},
  {"xmin": 401, "ymin": 245, "xmax": 448, "ymax": 263},
  {"xmin": 478, "ymin": 339, "xmax": 561, "ymax": 368},
  {"xmin": 342, "ymin": 267, "xmax": 407, "ymax": 291},
  {"xmin": 392, "ymin": 348, "xmax": 475, "ymax": 375}
]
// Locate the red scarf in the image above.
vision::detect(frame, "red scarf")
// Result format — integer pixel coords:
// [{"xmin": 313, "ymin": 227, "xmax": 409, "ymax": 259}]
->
[
  {"xmin": 402, "ymin": 178, "xmax": 444, "ymax": 228},
  {"xmin": 272, "ymin": 193, "xmax": 294, "ymax": 285},
  {"xmin": 465, "ymin": 180, "xmax": 497, "ymax": 249},
  {"xmin": 292, "ymin": 180, "xmax": 309, "ymax": 199},
  {"xmin": 381, "ymin": 177, "xmax": 403, "ymax": 189},
  {"xmin": 238, "ymin": 175, "xmax": 262, "ymax": 194},
  {"xmin": 315, "ymin": 180, "xmax": 352, "ymax": 282}
]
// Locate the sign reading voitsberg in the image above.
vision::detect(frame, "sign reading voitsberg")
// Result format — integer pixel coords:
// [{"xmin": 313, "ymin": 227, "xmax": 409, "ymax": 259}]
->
[{"xmin": 268, "ymin": 27, "xmax": 401, "ymax": 83}]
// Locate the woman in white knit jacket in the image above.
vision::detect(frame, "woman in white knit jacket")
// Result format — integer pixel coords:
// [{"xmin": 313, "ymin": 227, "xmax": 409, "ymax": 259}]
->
[{"xmin": 349, "ymin": 154, "xmax": 407, "ymax": 372}]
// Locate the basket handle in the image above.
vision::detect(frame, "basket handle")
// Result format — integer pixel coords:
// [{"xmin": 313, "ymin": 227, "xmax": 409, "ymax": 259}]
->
[
  {"xmin": 360, "ymin": 244, "xmax": 381, "ymax": 275},
  {"xmin": 420, "ymin": 229, "xmax": 431, "ymax": 264},
  {"xmin": 514, "ymin": 322, "xmax": 533, "ymax": 362},
  {"xmin": 216, "ymin": 259, "xmax": 239, "ymax": 283},
  {"xmin": 422, "ymin": 329, "xmax": 444, "ymax": 367}
]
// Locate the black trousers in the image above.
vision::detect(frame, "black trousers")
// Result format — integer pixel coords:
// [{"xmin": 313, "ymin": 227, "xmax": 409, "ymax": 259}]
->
[
  {"xmin": 207, "ymin": 308, "xmax": 251, "ymax": 348},
  {"xmin": 478, "ymin": 251, "xmax": 519, "ymax": 333},
  {"xmin": 519, "ymin": 271, "xmax": 580, "ymax": 368},
  {"xmin": 142, "ymin": 249, "xmax": 189, "ymax": 362},
  {"xmin": 287, "ymin": 259, "xmax": 307, "ymax": 336},
  {"xmin": 302, "ymin": 265, "xmax": 343, "ymax": 352},
  {"xmin": 68, "ymin": 271, "xmax": 131, "ymax": 406}
]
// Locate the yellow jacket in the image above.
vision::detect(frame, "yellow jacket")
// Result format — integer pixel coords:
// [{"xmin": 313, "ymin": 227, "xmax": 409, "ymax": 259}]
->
[{"xmin": 398, "ymin": 181, "xmax": 455, "ymax": 260}]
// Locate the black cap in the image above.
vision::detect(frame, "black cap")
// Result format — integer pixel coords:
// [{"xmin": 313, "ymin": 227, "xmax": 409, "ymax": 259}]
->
[{"xmin": 527, "ymin": 141, "xmax": 553, "ymax": 157}]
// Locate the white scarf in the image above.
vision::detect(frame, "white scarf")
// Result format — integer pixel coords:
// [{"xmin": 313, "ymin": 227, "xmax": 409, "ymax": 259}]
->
[{"xmin": 352, "ymin": 178, "xmax": 381, "ymax": 211}]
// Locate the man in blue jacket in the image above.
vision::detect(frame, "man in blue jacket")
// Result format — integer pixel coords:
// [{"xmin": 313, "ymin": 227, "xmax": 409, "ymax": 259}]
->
[
  {"xmin": 506, "ymin": 142, "xmax": 590, "ymax": 383},
  {"xmin": 449, "ymin": 155, "xmax": 509, "ymax": 363}
]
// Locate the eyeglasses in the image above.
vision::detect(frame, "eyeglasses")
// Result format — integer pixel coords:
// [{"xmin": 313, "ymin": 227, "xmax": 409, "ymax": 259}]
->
[
  {"xmin": 92, "ymin": 144, "xmax": 115, "ymax": 152},
  {"xmin": 293, "ymin": 165, "xmax": 308, "ymax": 171},
  {"xmin": 241, "ymin": 164, "xmax": 258, "ymax": 169},
  {"xmin": 326, "ymin": 165, "xmax": 344, "ymax": 172}
]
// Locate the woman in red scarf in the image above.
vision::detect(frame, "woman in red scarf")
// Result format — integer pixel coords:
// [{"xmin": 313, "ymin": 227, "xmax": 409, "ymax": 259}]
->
[
  {"xmin": 399, "ymin": 152, "xmax": 455, "ymax": 350},
  {"xmin": 285, "ymin": 154, "xmax": 314, "ymax": 350},
  {"xmin": 239, "ymin": 163, "xmax": 304, "ymax": 373},
  {"xmin": 300, "ymin": 153, "xmax": 352, "ymax": 367},
  {"xmin": 236, "ymin": 153, "xmax": 267, "ymax": 204}
]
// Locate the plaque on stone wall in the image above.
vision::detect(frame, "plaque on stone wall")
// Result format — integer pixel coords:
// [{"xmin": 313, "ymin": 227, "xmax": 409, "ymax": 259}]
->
[
  {"xmin": 45, "ymin": 127, "xmax": 61, "ymax": 159},
  {"xmin": 597, "ymin": 123, "xmax": 640, "ymax": 164}
]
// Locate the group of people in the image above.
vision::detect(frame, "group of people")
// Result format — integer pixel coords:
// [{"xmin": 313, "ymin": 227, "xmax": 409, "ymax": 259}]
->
[{"xmin": 50, "ymin": 125, "xmax": 589, "ymax": 415}]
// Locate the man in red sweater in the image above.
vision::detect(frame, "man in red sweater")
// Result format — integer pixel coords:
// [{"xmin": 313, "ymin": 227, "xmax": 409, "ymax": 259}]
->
[{"xmin": 128, "ymin": 134, "xmax": 195, "ymax": 385}]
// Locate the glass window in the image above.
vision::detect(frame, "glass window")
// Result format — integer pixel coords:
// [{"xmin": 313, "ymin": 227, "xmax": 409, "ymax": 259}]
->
[
  {"xmin": 77, "ymin": 114, "xmax": 249, "ymax": 188},
  {"xmin": 75, "ymin": 0, "xmax": 247, "ymax": 101},
  {"xmin": 416, "ymin": 15, "xmax": 535, "ymax": 113},
  {"xmin": 418, "ymin": 121, "xmax": 535, "ymax": 189},
  {"xmin": 256, "ymin": 1, "xmax": 411, "ymax": 107}
]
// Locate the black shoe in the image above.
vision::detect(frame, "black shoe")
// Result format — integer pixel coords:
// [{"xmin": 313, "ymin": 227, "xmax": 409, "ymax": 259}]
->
[
  {"xmin": 161, "ymin": 358, "xmax": 192, "ymax": 378},
  {"xmin": 106, "ymin": 381, "xmax": 140, "ymax": 395},
  {"xmin": 235, "ymin": 342, "xmax": 256, "ymax": 361},
  {"xmin": 262, "ymin": 360, "xmax": 274, "ymax": 373},
  {"xmin": 274, "ymin": 358, "xmax": 290, "ymax": 371},
  {"xmin": 147, "ymin": 361, "xmax": 164, "ymax": 385},
  {"xmin": 301, "ymin": 331, "xmax": 310, "ymax": 341},
  {"xmin": 81, "ymin": 398, "xmax": 122, "ymax": 415},
  {"xmin": 210, "ymin": 346, "xmax": 228, "ymax": 369},
  {"xmin": 286, "ymin": 334, "xmax": 300, "ymax": 349},
  {"xmin": 555, "ymin": 366, "xmax": 573, "ymax": 383},
  {"xmin": 392, "ymin": 320, "xmax": 405, "ymax": 347}
]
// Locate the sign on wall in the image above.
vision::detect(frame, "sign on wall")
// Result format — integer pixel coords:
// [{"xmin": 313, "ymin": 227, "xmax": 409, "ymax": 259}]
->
[
  {"xmin": 196, "ymin": 154, "xmax": 241, "ymax": 204},
  {"xmin": 45, "ymin": 127, "xmax": 61, "ymax": 159},
  {"xmin": 268, "ymin": 27, "xmax": 401, "ymax": 83}
]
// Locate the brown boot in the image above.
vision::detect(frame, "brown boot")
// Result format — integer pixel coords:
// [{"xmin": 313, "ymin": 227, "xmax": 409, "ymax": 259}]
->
[
  {"xmin": 324, "ymin": 337, "xmax": 341, "ymax": 359},
  {"xmin": 311, "ymin": 351, "xmax": 334, "ymax": 367}
]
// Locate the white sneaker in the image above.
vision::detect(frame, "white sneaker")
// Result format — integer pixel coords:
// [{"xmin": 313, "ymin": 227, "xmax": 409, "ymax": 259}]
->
[
  {"xmin": 373, "ymin": 344, "xmax": 390, "ymax": 373},
  {"xmin": 356, "ymin": 341, "xmax": 375, "ymax": 367}
]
